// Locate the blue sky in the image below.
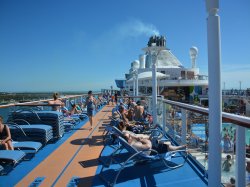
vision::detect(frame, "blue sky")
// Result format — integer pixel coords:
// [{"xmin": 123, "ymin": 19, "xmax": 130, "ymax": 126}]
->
[{"xmin": 0, "ymin": 0, "xmax": 249, "ymax": 92}]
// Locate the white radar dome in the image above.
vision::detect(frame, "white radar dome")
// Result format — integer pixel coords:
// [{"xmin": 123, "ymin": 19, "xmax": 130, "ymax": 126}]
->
[
  {"xmin": 132, "ymin": 60, "xmax": 140, "ymax": 70},
  {"xmin": 189, "ymin": 46, "xmax": 198, "ymax": 56}
]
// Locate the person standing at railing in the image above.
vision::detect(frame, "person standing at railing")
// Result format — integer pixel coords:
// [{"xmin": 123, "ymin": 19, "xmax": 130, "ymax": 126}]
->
[
  {"xmin": 134, "ymin": 100, "xmax": 145, "ymax": 122},
  {"xmin": 111, "ymin": 94, "xmax": 115, "ymax": 105},
  {"xmin": 0, "ymin": 116, "xmax": 14, "ymax": 150},
  {"xmin": 114, "ymin": 91, "xmax": 118, "ymax": 105},
  {"xmin": 86, "ymin": 91, "xmax": 96, "ymax": 130},
  {"xmin": 48, "ymin": 92, "xmax": 63, "ymax": 111}
]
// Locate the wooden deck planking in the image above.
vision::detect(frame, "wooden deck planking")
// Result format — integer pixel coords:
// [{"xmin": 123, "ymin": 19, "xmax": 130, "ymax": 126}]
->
[{"xmin": 16, "ymin": 105, "xmax": 112, "ymax": 187}]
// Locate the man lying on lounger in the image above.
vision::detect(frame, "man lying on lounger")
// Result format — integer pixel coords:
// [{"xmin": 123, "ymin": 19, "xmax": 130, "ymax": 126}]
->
[{"xmin": 122, "ymin": 127, "xmax": 186, "ymax": 155}]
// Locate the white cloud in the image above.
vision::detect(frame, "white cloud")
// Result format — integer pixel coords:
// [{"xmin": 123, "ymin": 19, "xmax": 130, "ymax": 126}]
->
[{"xmin": 88, "ymin": 19, "xmax": 160, "ymax": 59}]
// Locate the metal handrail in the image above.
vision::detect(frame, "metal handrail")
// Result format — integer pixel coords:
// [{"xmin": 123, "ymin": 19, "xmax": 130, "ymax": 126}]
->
[
  {"xmin": 0, "ymin": 93, "xmax": 101, "ymax": 109},
  {"xmin": 162, "ymin": 98, "xmax": 250, "ymax": 128},
  {"xmin": 118, "ymin": 95, "xmax": 250, "ymax": 128}
]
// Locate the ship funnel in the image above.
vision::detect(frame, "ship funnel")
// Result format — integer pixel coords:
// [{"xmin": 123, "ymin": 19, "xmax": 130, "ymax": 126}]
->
[{"xmin": 139, "ymin": 54, "xmax": 145, "ymax": 69}]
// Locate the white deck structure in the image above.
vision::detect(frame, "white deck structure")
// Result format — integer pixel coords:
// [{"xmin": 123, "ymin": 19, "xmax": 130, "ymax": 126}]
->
[{"xmin": 124, "ymin": 40, "xmax": 208, "ymax": 98}]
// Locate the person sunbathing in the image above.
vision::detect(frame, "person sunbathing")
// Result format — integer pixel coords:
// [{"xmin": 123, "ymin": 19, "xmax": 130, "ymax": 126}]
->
[
  {"xmin": 118, "ymin": 121, "xmax": 150, "ymax": 140},
  {"xmin": 61, "ymin": 103, "xmax": 77, "ymax": 116},
  {"xmin": 0, "ymin": 116, "xmax": 14, "ymax": 150},
  {"xmin": 123, "ymin": 131, "xmax": 186, "ymax": 155}
]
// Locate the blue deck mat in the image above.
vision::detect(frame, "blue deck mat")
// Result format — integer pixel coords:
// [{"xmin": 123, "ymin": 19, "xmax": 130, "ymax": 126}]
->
[{"xmin": 92, "ymin": 146, "xmax": 208, "ymax": 187}]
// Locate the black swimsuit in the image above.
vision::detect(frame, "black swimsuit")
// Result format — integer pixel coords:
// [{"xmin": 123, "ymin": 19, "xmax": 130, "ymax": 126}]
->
[{"xmin": 0, "ymin": 125, "xmax": 8, "ymax": 140}]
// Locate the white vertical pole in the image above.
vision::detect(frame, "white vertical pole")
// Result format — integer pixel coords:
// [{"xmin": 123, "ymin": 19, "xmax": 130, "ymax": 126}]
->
[
  {"xmin": 152, "ymin": 53, "xmax": 158, "ymax": 125},
  {"xmin": 206, "ymin": 0, "xmax": 222, "ymax": 186},
  {"xmin": 162, "ymin": 102, "xmax": 166, "ymax": 135},
  {"xmin": 181, "ymin": 109, "xmax": 187, "ymax": 144},
  {"xmin": 136, "ymin": 70, "xmax": 139, "ymax": 96},
  {"xmin": 133, "ymin": 73, "xmax": 136, "ymax": 96},
  {"xmin": 236, "ymin": 126, "xmax": 246, "ymax": 187}
]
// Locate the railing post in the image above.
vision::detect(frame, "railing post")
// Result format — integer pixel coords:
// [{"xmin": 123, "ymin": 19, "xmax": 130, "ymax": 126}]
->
[
  {"xmin": 236, "ymin": 126, "xmax": 246, "ymax": 187},
  {"xmin": 152, "ymin": 53, "xmax": 158, "ymax": 125},
  {"xmin": 66, "ymin": 100, "xmax": 69, "ymax": 108},
  {"xmin": 206, "ymin": 0, "xmax": 222, "ymax": 186},
  {"xmin": 162, "ymin": 102, "xmax": 166, "ymax": 135},
  {"xmin": 181, "ymin": 109, "xmax": 187, "ymax": 144},
  {"xmin": 136, "ymin": 70, "xmax": 139, "ymax": 96},
  {"xmin": 133, "ymin": 73, "xmax": 136, "ymax": 96}
]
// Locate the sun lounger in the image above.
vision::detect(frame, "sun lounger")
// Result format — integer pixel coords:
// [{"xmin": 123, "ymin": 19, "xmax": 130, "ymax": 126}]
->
[
  {"xmin": 0, "ymin": 150, "xmax": 26, "ymax": 165},
  {"xmin": 12, "ymin": 141, "xmax": 42, "ymax": 154},
  {"xmin": 99, "ymin": 136, "xmax": 188, "ymax": 186},
  {"xmin": 0, "ymin": 164, "xmax": 3, "ymax": 173},
  {"xmin": 9, "ymin": 110, "xmax": 65, "ymax": 139},
  {"xmin": 9, "ymin": 124, "xmax": 53, "ymax": 145}
]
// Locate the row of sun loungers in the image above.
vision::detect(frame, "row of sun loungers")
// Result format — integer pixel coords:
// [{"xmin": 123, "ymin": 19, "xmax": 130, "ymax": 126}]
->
[
  {"xmin": 8, "ymin": 111, "xmax": 65, "ymax": 138},
  {"xmin": 0, "ymin": 98, "xmax": 107, "ymax": 176},
  {"xmin": 97, "ymin": 105, "xmax": 188, "ymax": 186},
  {"xmin": 0, "ymin": 107, "xmax": 88, "ymax": 175},
  {"xmin": 99, "ymin": 125, "xmax": 188, "ymax": 186},
  {"xmin": 9, "ymin": 124, "xmax": 53, "ymax": 145}
]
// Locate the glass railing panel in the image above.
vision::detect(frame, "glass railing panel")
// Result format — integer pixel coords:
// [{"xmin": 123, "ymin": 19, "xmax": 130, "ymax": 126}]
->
[
  {"xmin": 162, "ymin": 98, "xmax": 250, "ymax": 186},
  {"xmin": 156, "ymin": 98, "xmax": 163, "ymax": 128},
  {"xmin": 165, "ymin": 103, "xmax": 174, "ymax": 139},
  {"xmin": 145, "ymin": 97, "xmax": 152, "ymax": 116},
  {"xmin": 220, "ymin": 121, "xmax": 236, "ymax": 185},
  {"xmin": 220, "ymin": 122, "xmax": 249, "ymax": 186},
  {"xmin": 164, "ymin": 104, "xmax": 183, "ymax": 144},
  {"xmin": 187, "ymin": 112, "xmax": 209, "ymax": 170}
]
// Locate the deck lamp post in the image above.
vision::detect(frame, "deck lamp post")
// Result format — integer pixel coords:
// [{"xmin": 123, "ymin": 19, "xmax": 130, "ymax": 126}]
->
[
  {"xmin": 132, "ymin": 70, "xmax": 138, "ymax": 96},
  {"xmin": 135, "ymin": 69, "xmax": 139, "ymax": 96},
  {"xmin": 143, "ymin": 43, "xmax": 165, "ymax": 124}
]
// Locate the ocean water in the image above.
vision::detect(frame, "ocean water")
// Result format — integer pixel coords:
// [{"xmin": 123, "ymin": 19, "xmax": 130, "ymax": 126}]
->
[{"xmin": 0, "ymin": 107, "xmax": 15, "ymax": 122}]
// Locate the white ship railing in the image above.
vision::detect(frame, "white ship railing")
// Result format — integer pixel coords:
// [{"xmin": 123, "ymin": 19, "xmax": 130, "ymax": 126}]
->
[{"xmin": 119, "ymin": 95, "xmax": 250, "ymax": 186}]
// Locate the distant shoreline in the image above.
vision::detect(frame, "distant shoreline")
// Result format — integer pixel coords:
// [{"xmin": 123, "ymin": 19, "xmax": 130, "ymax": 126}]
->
[{"xmin": 0, "ymin": 91, "xmax": 96, "ymax": 105}]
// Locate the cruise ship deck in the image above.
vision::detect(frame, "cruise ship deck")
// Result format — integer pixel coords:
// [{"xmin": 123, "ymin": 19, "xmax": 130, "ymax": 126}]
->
[{"xmin": 0, "ymin": 103, "xmax": 210, "ymax": 187}]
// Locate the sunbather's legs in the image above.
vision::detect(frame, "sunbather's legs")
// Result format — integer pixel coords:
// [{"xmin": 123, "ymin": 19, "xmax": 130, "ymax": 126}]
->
[
  {"xmin": 167, "ymin": 143, "xmax": 187, "ymax": 151},
  {"xmin": 2, "ymin": 141, "xmax": 13, "ymax": 150},
  {"xmin": 87, "ymin": 109, "xmax": 94, "ymax": 130},
  {"xmin": 6, "ymin": 140, "xmax": 14, "ymax": 150},
  {"xmin": 89, "ymin": 116, "xmax": 93, "ymax": 130}
]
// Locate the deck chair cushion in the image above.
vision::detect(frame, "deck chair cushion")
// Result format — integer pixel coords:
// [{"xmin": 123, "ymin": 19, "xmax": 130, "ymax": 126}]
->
[
  {"xmin": 0, "ymin": 150, "xmax": 26, "ymax": 164},
  {"xmin": 12, "ymin": 141, "xmax": 42, "ymax": 153}
]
